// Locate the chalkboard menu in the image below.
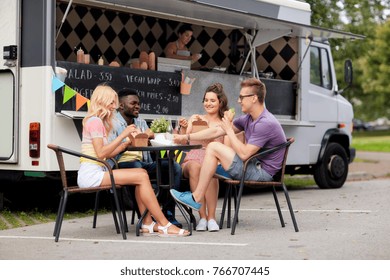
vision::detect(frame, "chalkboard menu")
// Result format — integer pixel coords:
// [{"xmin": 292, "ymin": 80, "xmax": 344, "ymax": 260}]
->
[{"xmin": 55, "ymin": 61, "xmax": 182, "ymax": 116}]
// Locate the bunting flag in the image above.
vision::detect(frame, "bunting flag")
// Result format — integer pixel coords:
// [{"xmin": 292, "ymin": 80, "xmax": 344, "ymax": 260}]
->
[
  {"xmin": 174, "ymin": 150, "xmax": 186, "ymax": 164},
  {"xmin": 76, "ymin": 93, "xmax": 89, "ymax": 111},
  {"xmin": 63, "ymin": 85, "xmax": 77, "ymax": 104},
  {"xmin": 51, "ymin": 75, "xmax": 90, "ymax": 111},
  {"xmin": 52, "ymin": 76, "xmax": 64, "ymax": 93}
]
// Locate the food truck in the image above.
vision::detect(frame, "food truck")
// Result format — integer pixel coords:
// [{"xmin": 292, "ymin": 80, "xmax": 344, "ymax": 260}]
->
[{"xmin": 0, "ymin": 0, "xmax": 363, "ymax": 188}]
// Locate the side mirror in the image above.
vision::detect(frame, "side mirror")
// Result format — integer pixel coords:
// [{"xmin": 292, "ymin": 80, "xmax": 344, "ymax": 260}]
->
[
  {"xmin": 344, "ymin": 59, "xmax": 353, "ymax": 87},
  {"xmin": 338, "ymin": 59, "xmax": 353, "ymax": 95}
]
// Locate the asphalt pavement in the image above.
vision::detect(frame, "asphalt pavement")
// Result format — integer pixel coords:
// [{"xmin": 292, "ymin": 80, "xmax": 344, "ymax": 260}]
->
[{"xmin": 0, "ymin": 151, "xmax": 389, "ymax": 264}]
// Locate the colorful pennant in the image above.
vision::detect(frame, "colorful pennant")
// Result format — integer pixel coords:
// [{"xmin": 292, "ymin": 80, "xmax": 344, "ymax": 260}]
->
[
  {"xmin": 52, "ymin": 75, "xmax": 91, "ymax": 111},
  {"xmin": 76, "ymin": 93, "xmax": 89, "ymax": 111},
  {"xmin": 52, "ymin": 76, "xmax": 64, "ymax": 93}
]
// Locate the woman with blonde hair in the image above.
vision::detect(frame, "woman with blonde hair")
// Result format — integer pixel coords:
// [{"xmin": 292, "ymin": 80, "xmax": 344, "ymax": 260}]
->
[
  {"xmin": 177, "ymin": 83, "xmax": 228, "ymax": 232},
  {"xmin": 77, "ymin": 84, "xmax": 189, "ymax": 237}
]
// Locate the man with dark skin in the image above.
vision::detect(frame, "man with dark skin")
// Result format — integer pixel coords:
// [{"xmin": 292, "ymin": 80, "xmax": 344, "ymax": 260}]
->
[{"xmin": 109, "ymin": 88, "xmax": 183, "ymax": 228}]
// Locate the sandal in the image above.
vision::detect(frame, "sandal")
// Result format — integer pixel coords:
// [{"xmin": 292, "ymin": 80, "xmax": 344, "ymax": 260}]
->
[
  {"xmin": 158, "ymin": 222, "xmax": 190, "ymax": 237},
  {"xmin": 141, "ymin": 221, "xmax": 158, "ymax": 236}
]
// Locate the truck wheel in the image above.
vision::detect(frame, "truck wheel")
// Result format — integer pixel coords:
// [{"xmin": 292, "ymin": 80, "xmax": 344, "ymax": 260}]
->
[{"xmin": 314, "ymin": 142, "xmax": 348, "ymax": 189}]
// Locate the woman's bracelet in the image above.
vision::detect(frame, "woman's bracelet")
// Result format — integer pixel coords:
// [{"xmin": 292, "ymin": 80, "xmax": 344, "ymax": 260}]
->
[{"xmin": 186, "ymin": 134, "xmax": 190, "ymax": 144}]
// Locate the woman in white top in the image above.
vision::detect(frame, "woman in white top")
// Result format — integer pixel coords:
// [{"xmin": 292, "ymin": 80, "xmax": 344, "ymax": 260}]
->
[
  {"xmin": 165, "ymin": 24, "xmax": 201, "ymax": 62},
  {"xmin": 77, "ymin": 84, "xmax": 189, "ymax": 237}
]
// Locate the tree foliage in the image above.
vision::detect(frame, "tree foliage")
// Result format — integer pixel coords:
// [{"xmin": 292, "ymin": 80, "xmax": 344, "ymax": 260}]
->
[{"xmin": 304, "ymin": 0, "xmax": 390, "ymax": 120}]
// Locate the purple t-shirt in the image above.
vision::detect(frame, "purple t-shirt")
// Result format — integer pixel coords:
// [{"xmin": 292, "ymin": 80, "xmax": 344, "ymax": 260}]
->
[{"xmin": 233, "ymin": 109, "xmax": 286, "ymax": 176}]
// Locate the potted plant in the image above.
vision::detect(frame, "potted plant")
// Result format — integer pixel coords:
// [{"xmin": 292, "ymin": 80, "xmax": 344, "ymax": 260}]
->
[{"xmin": 150, "ymin": 117, "xmax": 173, "ymax": 141}]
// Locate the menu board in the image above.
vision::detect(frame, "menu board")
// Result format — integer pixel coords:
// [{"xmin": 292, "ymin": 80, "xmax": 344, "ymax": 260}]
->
[{"xmin": 55, "ymin": 61, "xmax": 182, "ymax": 116}]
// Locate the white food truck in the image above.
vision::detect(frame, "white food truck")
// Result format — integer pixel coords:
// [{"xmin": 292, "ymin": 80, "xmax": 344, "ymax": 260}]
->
[{"xmin": 0, "ymin": 0, "xmax": 363, "ymax": 189}]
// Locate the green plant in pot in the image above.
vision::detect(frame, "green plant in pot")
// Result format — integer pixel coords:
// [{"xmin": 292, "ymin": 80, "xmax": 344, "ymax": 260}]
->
[{"xmin": 150, "ymin": 117, "xmax": 170, "ymax": 133}]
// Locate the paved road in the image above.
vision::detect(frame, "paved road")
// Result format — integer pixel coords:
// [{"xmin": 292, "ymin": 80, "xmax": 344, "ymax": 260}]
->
[{"xmin": 0, "ymin": 178, "xmax": 389, "ymax": 260}]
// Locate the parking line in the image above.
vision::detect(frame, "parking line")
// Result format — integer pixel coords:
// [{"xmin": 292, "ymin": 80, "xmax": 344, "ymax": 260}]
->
[
  {"xmin": 0, "ymin": 235, "xmax": 247, "ymax": 246},
  {"xmin": 222, "ymin": 208, "xmax": 373, "ymax": 213}
]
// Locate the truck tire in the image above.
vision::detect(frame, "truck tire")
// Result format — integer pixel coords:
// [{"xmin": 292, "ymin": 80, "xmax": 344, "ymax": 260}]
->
[{"xmin": 314, "ymin": 142, "xmax": 348, "ymax": 189}]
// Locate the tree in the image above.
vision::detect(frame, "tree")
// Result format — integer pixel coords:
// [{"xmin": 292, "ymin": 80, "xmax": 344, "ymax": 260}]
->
[
  {"xmin": 305, "ymin": 0, "xmax": 390, "ymax": 120},
  {"xmin": 360, "ymin": 21, "xmax": 390, "ymax": 119}
]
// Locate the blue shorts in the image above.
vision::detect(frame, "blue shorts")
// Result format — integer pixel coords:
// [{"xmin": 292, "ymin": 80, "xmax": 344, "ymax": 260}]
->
[{"xmin": 227, "ymin": 154, "xmax": 273, "ymax": 182}]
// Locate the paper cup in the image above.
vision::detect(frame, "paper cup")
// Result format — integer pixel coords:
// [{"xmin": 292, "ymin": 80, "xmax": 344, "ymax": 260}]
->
[{"xmin": 180, "ymin": 82, "xmax": 192, "ymax": 95}]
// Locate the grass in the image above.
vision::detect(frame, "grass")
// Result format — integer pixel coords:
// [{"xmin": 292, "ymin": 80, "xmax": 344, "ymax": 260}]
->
[
  {"xmin": 0, "ymin": 209, "xmax": 106, "ymax": 231},
  {"xmin": 352, "ymin": 130, "xmax": 390, "ymax": 152}
]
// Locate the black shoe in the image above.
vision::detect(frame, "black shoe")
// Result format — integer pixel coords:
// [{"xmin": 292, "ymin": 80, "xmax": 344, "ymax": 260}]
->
[{"xmin": 165, "ymin": 210, "xmax": 183, "ymax": 228}]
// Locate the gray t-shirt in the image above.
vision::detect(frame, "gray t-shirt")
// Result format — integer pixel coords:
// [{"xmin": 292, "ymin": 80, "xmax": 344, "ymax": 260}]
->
[{"xmin": 233, "ymin": 108, "xmax": 286, "ymax": 176}]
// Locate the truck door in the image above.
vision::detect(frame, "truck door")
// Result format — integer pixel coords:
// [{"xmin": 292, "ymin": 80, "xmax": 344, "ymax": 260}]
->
[
  {"xmin": 308, "ymin": 43, "xmax": 338, "ymax": 123},
  {"xmin": 0, "ymin": 0, "xmax": 19, "ymax": 163}
]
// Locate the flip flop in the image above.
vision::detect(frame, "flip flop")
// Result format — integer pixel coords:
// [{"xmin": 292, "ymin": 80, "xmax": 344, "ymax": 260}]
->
[{"xmin": 158, "ymin": 222, "xmax": 190, "ymax": 237}]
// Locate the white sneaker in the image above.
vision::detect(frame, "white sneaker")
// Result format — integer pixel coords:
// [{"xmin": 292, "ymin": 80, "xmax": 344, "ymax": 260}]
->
[
  {"xmin": 196, "ymin": 218, "xmax": 207, "ymax": 231},
  {"xmin": 207, "ymin": 219, "xmax": 220, "ymax": 232}
]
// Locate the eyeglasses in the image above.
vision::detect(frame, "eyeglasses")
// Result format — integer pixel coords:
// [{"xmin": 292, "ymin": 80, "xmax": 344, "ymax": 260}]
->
[{"xmin": 238, "ymin": 94, "xmax": 256, "ymax": 102}]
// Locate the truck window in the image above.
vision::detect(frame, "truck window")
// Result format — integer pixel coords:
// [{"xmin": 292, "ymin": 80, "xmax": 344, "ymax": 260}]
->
[{"xmin": 310, "ymin": 46, "xmax": 332, "ymax": 90}]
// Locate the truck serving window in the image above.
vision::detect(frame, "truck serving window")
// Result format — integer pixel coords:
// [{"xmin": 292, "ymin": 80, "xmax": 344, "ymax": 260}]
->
[{"xmin": 310, "ymin": 46, "xmax": 332, "ymax": 90}]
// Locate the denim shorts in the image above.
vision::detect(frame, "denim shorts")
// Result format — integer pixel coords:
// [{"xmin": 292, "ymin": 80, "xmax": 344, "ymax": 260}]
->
[{"xmin": 227, "ymin": 154, "xmax": 273, "ymax": 182}]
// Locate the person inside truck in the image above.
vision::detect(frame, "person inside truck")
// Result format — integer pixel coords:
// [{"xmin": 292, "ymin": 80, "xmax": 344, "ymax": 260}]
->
[
  {"xmin": 165, "ymin": 24, "xmax": 201, "ymax": 62},
  {"xmin": 108, "ymin": 88, "xmax": 184, "ymax": 228},
  {"xmin": 177, "ymin": 83, "xmax": 229, "ymax": 232},
  {"xmin": 171, "ymin": 78, "xmax": 286, "ymax": 211},
  {"xmin": 77, "ymin": 84, "xmax": 189, "ymax": 237}
]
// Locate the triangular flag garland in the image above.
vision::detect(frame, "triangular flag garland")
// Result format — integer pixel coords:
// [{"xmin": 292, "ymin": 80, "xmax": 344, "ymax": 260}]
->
[
  {"xmin": 63, "ymin": 85, "xmax": 77, "ymax": 104},
  {"xmin": 76, "ymin": 93, "xmax": 89, "ymax": 111},
  {"xmin": 52, "ymin": 75, "xmax": 90, "ymax": 111},
  {"xmin": 52, "ymin": 76, "xmax": 64, "ymax": 93}
]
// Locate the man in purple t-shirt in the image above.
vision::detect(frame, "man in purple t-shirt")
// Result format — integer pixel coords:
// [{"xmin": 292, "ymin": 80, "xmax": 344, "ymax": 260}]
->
[{"xmin": 171, "ymin": 77, "xmax": 286, "ymax": 211}]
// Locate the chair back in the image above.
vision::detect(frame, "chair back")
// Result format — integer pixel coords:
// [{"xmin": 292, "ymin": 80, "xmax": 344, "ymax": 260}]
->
[
  {"xmin": 273, "ymin": 137, "xmax": 294, "ymax": 183},
  {"xmin": 47, "ymin": 144, "xmax": 69, "ymax": 191}
]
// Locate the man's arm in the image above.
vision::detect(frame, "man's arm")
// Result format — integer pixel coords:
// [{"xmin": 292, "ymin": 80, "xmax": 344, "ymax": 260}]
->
[{"xmin": 221, "ymin": 114, "xmax": 259, "ymax": 161}]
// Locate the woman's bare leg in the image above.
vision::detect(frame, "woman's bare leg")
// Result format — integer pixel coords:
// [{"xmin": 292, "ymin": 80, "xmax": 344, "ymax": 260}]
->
[
  {"xmin": 205, "ymin": 178, "xmax": 219, "ymax": 221},
  {"xmin": 101, "ymin": 168, "xmax": 188, "ymax": 234},
  {"xmin": 183, "ymin": 161, "xmax": 207, "ymax": 219}
]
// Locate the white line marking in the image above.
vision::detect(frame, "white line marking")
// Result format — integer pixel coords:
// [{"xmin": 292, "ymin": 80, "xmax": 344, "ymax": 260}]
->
[
  {"xmin": 0, "ymin": 235, "xmax": 247, "ymax": 246},
  {"xmin": 223, "ymin": 208, "xmax": 373, "ymax": 213}
]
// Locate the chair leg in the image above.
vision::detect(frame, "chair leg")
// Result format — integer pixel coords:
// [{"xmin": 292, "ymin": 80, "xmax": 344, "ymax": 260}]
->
[
  {"xmin": 233, "ymin": 186, "xmax": 238, "ymax": 225},
  {"xmin": 190, "ymin": 209, "xmax": 196, "ymax": 230},
  {"xmin": 219, "ymin": 184, "xmax": 230, "ymax": 229},
  {"xmin": 175, "ymin": 202, "xmax": 193, "ymax": 235},
  {"xmin": 281, "ymin": 183, "xmax": 299, "ymax": 232},
  {"xmin": 227, "ymin": 185, "xmax": 233, "ymax": 228},
  {"xmin": 271, "ymin": 186, "xmax": 285, "ymax": 228},
  {"xmin": 131, "ymin": 208, "xmax": 136, "ymax": 225},
  {"xmin": 111, "ymin": 187, "xmax": 127, "ymax": 240},
  {"xmin": 53, "ymin": 191, "xmax": 65, "ymax": 237},
  {"xmin": 92, "ymin": 191, "xmax": 100, "ymax": 229},
  {"xmin": 54, "ymin": 191, "xmax": 68, "ymax": 242},
  {"xmin": 231, "ymin": 182, "xmax": 245, "ymax": 235},
  {"xmin": 109, "ymin": 192, "xmax": 120, "ymax": 234},
  {"xmin": 119, "ymin": 188, "xmax": 129, "ymax": 232}
]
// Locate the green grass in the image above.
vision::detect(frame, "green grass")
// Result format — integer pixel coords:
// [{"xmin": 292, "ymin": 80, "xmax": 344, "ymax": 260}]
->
[
  {"xmin": 0, "ymin": 209, "xmax": 108, "ymax": 231},
  {"xmin": 352, "ymin": 130, "xmax": 390, "ymax": 152}
]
